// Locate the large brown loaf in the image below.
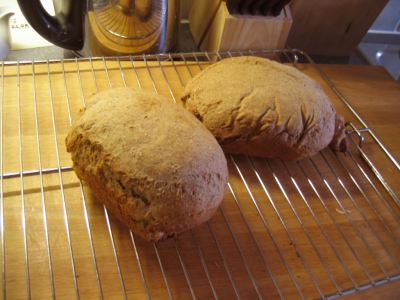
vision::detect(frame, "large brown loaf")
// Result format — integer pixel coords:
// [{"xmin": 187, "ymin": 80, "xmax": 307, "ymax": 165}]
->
[
  {"xmin": 66, "ymin": 88, "xmax": 228, "ymax": 241},
  {"xmin": 182, "ymin": 56, "xmax": 347, "ymax": 160}
]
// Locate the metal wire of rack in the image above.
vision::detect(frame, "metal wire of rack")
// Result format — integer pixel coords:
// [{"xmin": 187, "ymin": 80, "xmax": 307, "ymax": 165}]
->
[{"xmin": 0, "ymin": 49, "xmax": 399, "ymax": 299}]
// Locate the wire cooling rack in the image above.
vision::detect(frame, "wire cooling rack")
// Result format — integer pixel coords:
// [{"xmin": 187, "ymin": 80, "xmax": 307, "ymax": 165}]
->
[{"xmin": 0, "ymin": 49, "xmax": 399, "ymax": 299}]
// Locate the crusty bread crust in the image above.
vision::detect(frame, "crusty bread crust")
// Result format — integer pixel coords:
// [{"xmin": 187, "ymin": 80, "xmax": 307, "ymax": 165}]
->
[
  {"xmin": 182, "ymin": 56, "xmax": 340, "ymax": 160},
  {"xmin": 66, "ymin": 88, "xmax": 228, "ymax": 241}
]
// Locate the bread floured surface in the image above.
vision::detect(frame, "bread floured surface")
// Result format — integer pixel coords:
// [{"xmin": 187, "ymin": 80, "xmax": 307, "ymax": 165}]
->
[
  {"xmin": 66, "ymin": 88, "xmax": 228, "ymax": 241},
  {"xmin": 182, "ymin": 56, "xmax": 346, "ymax": 160}
]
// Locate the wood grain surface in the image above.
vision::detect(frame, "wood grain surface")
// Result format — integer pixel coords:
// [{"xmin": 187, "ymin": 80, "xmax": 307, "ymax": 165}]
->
[
  {"xmin": 320, "ymin": 64, "xmax": 400, "ymax": 160},
  {"xmin": 0, "ymin": 55, "xmax": 399, "ymax": 299},
  {"xmin": 287, "ymin": 0, "xmax": 388, "ymax": 56}
]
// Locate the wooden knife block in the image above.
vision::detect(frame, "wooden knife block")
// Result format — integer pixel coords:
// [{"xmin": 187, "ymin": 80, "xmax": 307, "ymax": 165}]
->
[{"xmin": 189, "ymin": 0, "xmax": 292, "ymax": 52}]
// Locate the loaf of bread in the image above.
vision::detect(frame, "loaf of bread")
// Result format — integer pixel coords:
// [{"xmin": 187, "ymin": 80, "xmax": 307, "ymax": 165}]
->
[
  {"xmin": 66, "ymin": 88, "xmax": 228, "ymax": 241},
  {"xmin": 182, "ymin": 56, "xmax": 347, "ymax": 160}
]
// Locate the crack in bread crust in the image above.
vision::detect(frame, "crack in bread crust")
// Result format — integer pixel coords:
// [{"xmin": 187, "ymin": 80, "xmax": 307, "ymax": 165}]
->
[{"xmin": 66, "ymin": 88, "xmax": 229, "ymax": 241}]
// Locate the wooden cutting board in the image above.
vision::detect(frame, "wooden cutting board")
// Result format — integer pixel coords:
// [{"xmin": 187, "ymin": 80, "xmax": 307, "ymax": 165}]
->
[
  {"xmin": 0, "ymin": 55, "xmax": 399, "ymax": 299},
  {"xmin": 313, "ymin": 64, "xmax": 400, "ymax": 299}
]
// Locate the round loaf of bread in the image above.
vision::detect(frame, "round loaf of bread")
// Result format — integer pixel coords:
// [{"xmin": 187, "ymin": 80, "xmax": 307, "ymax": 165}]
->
[
  {"xmin": 66, "ymin": 88, "xmax": 228, "ymax": 241},
  {"xmin": 182, "ymin": 56, "xmax": 346, "ymax": 160}
]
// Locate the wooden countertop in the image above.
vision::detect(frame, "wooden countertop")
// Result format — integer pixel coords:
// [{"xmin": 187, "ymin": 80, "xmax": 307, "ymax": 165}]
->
[
  {"xmin": 342, "ymin": 279, "xmax": 400, "ymax": 300},
  {"xmin": 320, "ymin": 64, "xmax": 400, "ymax": 162},
  {"xmin": 319, "ymin": 64, "xmax": 400, "ymax": 300}
]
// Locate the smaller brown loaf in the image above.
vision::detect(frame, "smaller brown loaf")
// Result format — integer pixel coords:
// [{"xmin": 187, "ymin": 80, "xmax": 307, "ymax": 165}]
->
[
  {"xmin": 182, "ymin": 56, "xmax": 347, "ymax": 160},
  {"xmin": 66, "ymin": 88, "xmax": 228, "ymax": 241}
]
